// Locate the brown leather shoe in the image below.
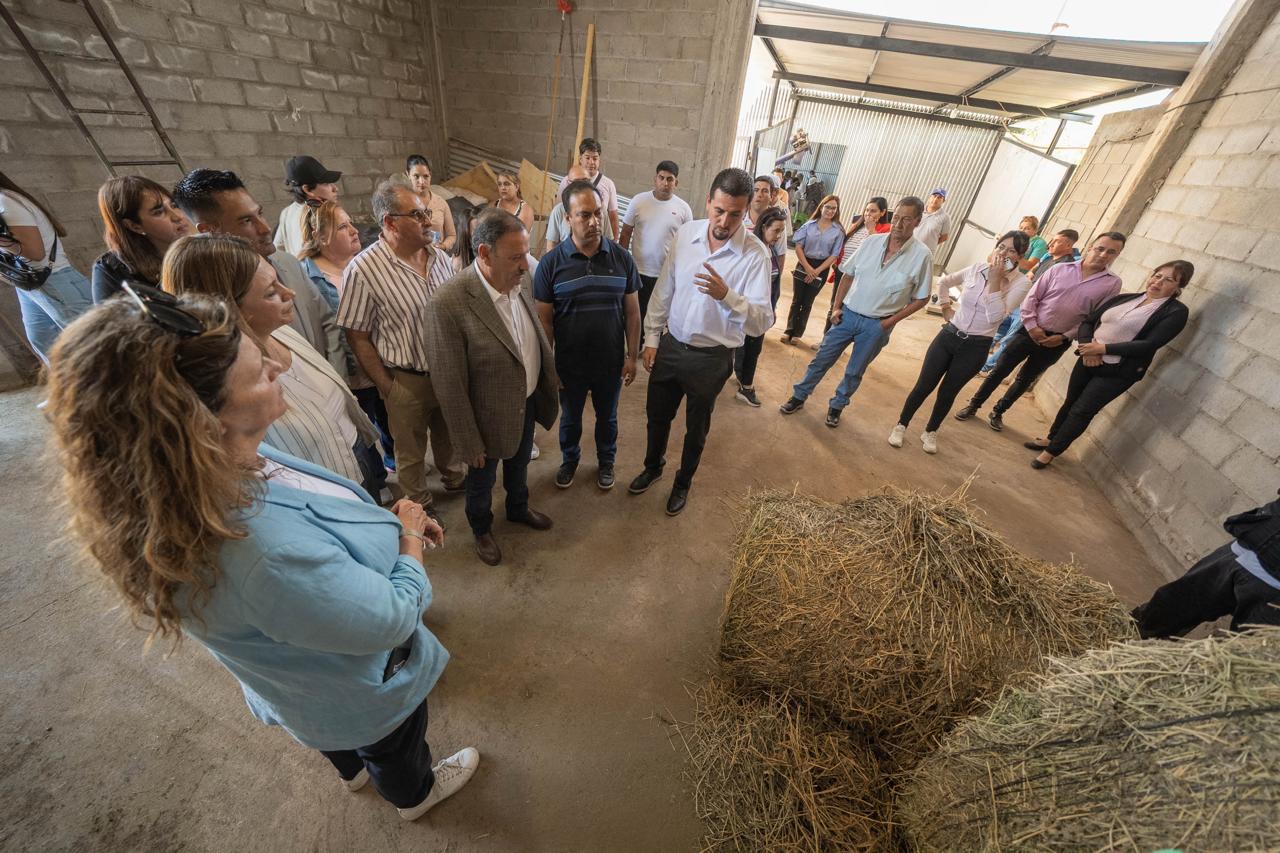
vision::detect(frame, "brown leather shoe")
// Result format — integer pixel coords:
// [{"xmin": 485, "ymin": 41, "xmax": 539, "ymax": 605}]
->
[
  {"xmin": 474, "ymin": 533, "xmax": 502, "ymax": 566},
  {"xmin": 508, "ymin": 508, "xmax": 553, "ymax": 530},
  {"xmin": 442, "ymin": 478, "xmax": 466, "ymax": 493}
]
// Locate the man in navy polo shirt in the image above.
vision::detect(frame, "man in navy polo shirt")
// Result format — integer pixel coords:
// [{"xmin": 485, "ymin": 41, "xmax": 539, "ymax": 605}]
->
[{"xmin": 534, "ymin": 179, "xmax": 642, "ymax": 491}]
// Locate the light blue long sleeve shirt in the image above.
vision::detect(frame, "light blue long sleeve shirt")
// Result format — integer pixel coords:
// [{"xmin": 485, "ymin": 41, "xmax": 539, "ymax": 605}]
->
[{"xmin": 180, "ymin": 444, "xmax": 449, "ymax": 751}]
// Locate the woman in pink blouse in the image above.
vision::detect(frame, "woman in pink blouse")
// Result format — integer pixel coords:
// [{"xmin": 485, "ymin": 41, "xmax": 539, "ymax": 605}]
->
[
  {"xmin": 1027, "ymin": 260, "xmax": 1192, "ymax": 469},
  {"xmin": 890, "ymin": 231, "xmax": 1029, "ymax": 455}
]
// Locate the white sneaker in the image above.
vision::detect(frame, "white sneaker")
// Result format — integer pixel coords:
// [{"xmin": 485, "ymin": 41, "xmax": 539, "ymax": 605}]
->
[
  {"xmin": 530, "ymin": 442, "xmax": 540, "ymax": 460},
  {"xmin": 887, "ymin": 424, "xmax": 906, "ymax": 448},
  {"xmin": 344, "ymin": 767, "xmax": 369, "ymax": 792},
  {"xmin": 921, "ymin": 431, "xmax": 939, "ymax": 454},
  {"xmin": 397, "ymin": 747, "xmax": 480, "ymax": 821}
]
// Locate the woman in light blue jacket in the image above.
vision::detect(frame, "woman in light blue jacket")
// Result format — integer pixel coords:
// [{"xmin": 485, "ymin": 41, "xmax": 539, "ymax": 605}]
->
[{"xmin": 44, "ymin": 288, "xmax": 479, "ymax": 822}]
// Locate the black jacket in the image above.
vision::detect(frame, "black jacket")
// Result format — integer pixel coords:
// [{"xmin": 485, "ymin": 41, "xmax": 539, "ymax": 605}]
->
[
  {"xmin": 1077, "ymin": 292, "xmax": 1188, "ymax": 381},
  {"xmin": 1225, "ymin": 494, "xmax": 1280, "ymax": 574},
  {"xmin": 91, "ymin": 251, "xmax": 157, "ymax": 303}
]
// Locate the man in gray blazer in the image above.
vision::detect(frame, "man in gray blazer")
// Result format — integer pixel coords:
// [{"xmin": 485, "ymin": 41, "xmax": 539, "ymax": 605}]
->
[{"xmin": 425, "ymin": 209, "xmax": 558, "ymax": 566}]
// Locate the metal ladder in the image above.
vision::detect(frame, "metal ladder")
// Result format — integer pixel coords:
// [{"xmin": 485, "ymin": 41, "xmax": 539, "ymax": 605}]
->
[{"xmin": 0, "ymin": 0, "xmax": 185, "ymax": 176}]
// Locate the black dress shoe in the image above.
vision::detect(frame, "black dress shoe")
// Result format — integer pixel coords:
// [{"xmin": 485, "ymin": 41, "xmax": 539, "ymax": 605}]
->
[
  {"xmin": 1023, "ymin": 440, "xmax": 1050, "ymax": 451},
  {"xmin": 666, "ymin": 485, "xmax": 689, "ymax": 516},
  {"xmin": 987, "ymin": 411, "xmax": 1005, "ymax": 432},
  {"xmin": 508, "ymin": 508, "xmax": 553, "ymax": 530},
  {"xmin": 1030, "ymin": 457, "xmax": 1051, "ymax": 470},
  {"xmin": 825, "ymin": 407, "xmax": 841, "ymax": 428},
  {"xmin": 474, "ymin": 533, "xmax": 501, "ymax": 566},
  {"xmin": 628, "ymin": 467, "xmax": 664, "ymax": 494},
  {"xmin": 954, "ymin": 404, "xmax": 977, "ymax": 421}
]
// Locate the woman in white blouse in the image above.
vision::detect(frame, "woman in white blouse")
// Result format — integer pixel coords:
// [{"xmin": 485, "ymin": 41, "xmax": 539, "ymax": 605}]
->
[
  {"xmin": 890, "ymin": 231, "xmax": 1030, "ymax": 454},
  {"xmin": 163, "ymin": 234, "xmax": 381, "ymax": 493},
  {"xmin": 1027, "ymin": 260, "xmax": 1192, "ymax": 469}
]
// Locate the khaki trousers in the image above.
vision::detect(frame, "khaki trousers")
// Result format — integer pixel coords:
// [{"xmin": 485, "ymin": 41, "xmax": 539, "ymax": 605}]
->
[{"xmin": 385, "ymin": 368, "xmax": 465, "ymax": 507}]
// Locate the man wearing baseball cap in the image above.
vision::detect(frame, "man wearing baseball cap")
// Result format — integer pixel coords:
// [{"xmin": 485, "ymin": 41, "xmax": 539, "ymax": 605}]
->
[
  {"xmin": 914, "ymin": 188, "xmax": 951, "ymax": 255},
  {"xmin": 274, "ymin": 155, "xmax": 342, "ymax": 256}
]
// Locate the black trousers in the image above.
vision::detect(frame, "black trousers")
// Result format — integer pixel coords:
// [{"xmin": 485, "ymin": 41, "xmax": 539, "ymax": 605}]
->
[
  {"xmin": 967, "ymin": 328, "xmax": 1069, "ymax": 413},
  {"xmin": 734, "ymin": 269, "xmax": 781, "ymax": 387},
  {"xmin": 638, "ymin": 274, "xmax": 658, "ymax": 323},
  {"xmin": 354, "ymin": 385, "xmax": 394, "ymax": 460},
  {"xmin": 321, "ymin": 698, "xmax": 435, "ymax": 809},
  {"xmin": 464, "ymin": 397, "xmax": 536, "ymax": 535},
  {"xmin": 644, "ymin": 333, "xmax": 733, "ymax": 488},
  {"xmin": 785, "ymin": 262, "xmax": 829, "ymax": 339},
  {"xmin": 1132, "ymin": 543, "xmax": 1280, "ymax": 638},
  {"xmin": 899, "ymin": 325, "xmax": 992, "ymax": 432},
  {"xmin": 1045, "ymin": 359, "xmax": 1134, "ymax": 456}
]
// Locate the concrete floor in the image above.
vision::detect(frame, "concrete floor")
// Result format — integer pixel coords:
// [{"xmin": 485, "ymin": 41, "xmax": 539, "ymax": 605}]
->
[{"xmin": 0, "ymin": 298, "xmax": 1168, "ymax": 852}]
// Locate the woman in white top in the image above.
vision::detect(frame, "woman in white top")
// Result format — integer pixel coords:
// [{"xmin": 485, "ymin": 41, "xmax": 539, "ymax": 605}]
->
[
  {"xmin": 163, "ymin": 233, "xmax": 380, "ymax": 493},
  {"xmin": 1027, "ymin": 260, "xmax": 1192, "ymax": 469},
  {"xmin": 891, "ymin": 231, "xmax": 1031, "ymax": 454},
  {"xmin": 492, "ymin": 171, "xmax": 534, "ymax": 231},
  {"xmin": 0, "ymin": 171, "xmax": 93, "ymax": 363}
]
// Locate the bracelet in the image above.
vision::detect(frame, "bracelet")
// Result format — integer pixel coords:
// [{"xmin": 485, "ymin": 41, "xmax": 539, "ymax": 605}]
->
[{"xmin": 400, "ymin": 529, "xmax": 426, "ymax": 543}]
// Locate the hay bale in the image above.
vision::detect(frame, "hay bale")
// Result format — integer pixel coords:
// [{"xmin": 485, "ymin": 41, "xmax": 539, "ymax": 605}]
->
[
  {"xmin": 719, "ymin": 489, "xmax": 1135, "ymax": 764},
  {"xmin": 683, "ymin": 676, "xmax": 893, "ymax": 852},
  {"xmin": 898, "ymin": 628, "xmax": 1280, "ymax": 852}
]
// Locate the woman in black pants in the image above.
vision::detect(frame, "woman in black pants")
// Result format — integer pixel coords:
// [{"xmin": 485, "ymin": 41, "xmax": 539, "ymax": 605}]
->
[
  {"xmin": 733, "ymin": 207, "xmax": 787, "ymax": 406},
  {"xmin": 780, "ymin": 194, "xmax": 842, "ymax": 345},
  {"xmin": 890, "ymin": 231, "xmax": 1030, "ymax": 454},
  {"xmin": 1027, "ymin": 260, "xmax": 1192, "ymax": 468}
]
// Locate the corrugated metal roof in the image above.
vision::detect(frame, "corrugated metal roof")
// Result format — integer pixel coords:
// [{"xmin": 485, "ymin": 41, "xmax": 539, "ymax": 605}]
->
[{"xmin": 757, "ymin": 0, "xmax": 1204, "ymax": 120}]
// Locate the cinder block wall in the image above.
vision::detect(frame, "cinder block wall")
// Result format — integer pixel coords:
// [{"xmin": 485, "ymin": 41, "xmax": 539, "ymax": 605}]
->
[
  {"xmin": 1, "ymin": 0, "xmax": 441, "ymax": 271},
  {"xmin": 435, "ymin": 0, "xmax": 748, "ymax": 210},
  {"xmin": 1038, "ymin": 13, "xmax": 1280, "ymax": 580}
]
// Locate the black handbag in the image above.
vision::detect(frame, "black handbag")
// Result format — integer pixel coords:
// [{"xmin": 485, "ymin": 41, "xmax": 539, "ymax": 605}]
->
[{"xmin": 0, "ymin": 213, "xmax": 57, "ymax": 291}]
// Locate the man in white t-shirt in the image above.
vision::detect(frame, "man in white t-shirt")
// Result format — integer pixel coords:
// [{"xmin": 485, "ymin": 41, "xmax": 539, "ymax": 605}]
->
[
  {"xmin": 273, "ymin": 155, "xmax": 341, "ymax": 256},
  {"xmin": 618, "ymin": 160, "xmax": 693, "ymax": 319},
  {"xmin": 914, "ymin": 188, "xmax": 951, "ymax": 254},
  {"xmin": 557, "ymin": 138, "xmax": 619, "ymax": 238}
]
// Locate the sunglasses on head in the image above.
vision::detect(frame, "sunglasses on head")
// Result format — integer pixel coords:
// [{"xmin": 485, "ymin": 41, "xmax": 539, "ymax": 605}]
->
[{"xmin": 122, "ymin": 282, "xmax": 207, "ymax": 338}]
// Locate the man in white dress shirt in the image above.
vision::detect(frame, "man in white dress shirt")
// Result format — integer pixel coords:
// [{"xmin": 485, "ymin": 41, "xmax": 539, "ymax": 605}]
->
[{"xmin": 627, "ymin": 168, "xmax": 773, "ymax": 516}]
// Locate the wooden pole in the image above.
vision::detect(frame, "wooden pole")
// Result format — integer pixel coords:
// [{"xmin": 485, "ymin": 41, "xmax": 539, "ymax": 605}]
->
[
  {"xmin": 572, "ymin": 22, "xmax": 595, "ymax": 168},
  {"xmin": 540, "ymin": 47, "xmax": 563, "ymax": 219}
]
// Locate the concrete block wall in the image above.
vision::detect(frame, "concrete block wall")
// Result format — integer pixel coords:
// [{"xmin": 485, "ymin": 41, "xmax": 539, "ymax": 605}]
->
[
  {"xmin": 435, "ymin": 0, "xmax": 751, "ymax": 211},
  {"xmin": 1, "ymin": 0, "xmax": 441, "ymax": 271},
  {"xmin": 1038, "ymin": 11, "xmax": 1280, "ymax": 580}
]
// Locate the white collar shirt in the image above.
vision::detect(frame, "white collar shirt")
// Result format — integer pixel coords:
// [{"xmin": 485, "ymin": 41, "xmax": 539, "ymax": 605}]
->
[
  {"xmin": 642, "ymin": 219, "xmax": 774, "ymax": 349},
  {"xmin": 477, "ymin": 264, "xmax": 540, "ymax": 396},
  {"xmin": 935, "ymin": 262, "xmax": 1032, "ymax": 337}
]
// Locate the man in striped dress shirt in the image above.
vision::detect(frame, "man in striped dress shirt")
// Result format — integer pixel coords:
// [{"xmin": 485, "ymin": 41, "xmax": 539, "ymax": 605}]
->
[{"xmin": 337, "ymin": 179, "xmax": 462, "ymax": 526}]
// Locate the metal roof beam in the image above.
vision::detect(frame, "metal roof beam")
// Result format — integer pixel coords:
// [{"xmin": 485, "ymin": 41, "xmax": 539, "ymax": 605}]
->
[
  {"xmin": 1008, "ymin": 83, "xmax": 1167, "ymax": 123},
  {"xmin": 755, "ymin": 23, "xmax": 1189, "ymax": 87},
  {"xmin": 773, "ymin": 71, "xmax": 1094, "ymax": 123},
  {"xmin": 795, "ymin": 93, "xmax": 1003, "ymax": 130},
  {"xmin": 929, "ymin": 39, "xmax": 1055, "ymax": 115}
]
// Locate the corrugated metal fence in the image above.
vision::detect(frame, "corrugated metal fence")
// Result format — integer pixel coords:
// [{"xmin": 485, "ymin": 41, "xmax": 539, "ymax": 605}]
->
[
  {"xmin": 733, "ymin": 80, "xmax": 796, "ymax": 171},
  {"xmin": 791, "ymin": 97, "xmax": 1001, "ymax": 255}
]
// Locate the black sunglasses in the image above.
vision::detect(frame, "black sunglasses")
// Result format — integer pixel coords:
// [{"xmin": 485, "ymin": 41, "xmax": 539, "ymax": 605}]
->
[{"xmin": 122, "ymin": 282, "xmax": 206, "ymax": 338}]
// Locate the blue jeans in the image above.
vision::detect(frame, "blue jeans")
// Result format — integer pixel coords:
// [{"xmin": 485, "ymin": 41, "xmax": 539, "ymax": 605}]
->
[
  {"xmin": 558, "ymin": 372, "xmax": 623, "ymax": 466},
  {"xmin": 15, "ymin": 266, "xmax": 93, "ymax": 363},
  {"xmin": 464, "ymin": 397, "xmax": 535, "ymax": 535},
  {"xmin": 983, "ymin": 312, "xmax": 1023, "ymax": 372},
  {"xmin": 792, "ymin": 308, "xmax": 892, "ymax": 410}
]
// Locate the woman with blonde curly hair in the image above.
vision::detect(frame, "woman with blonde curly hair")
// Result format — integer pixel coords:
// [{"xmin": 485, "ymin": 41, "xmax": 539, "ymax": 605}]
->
[
  {"xmin": 44, "ymin": 290, "xmax": 478, "ymax": 819},
  {"xmin": 163, "ymin": 233, "xmax": 387, "ymax": 498}
]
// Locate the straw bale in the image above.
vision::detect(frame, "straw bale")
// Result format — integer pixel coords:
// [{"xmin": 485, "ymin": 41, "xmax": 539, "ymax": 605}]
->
[
  {"xmin": 683, "ymin": 676, "xmax": 894, "ymax": 852},
  {"xmin": 899, "ymin": 628, "xmax": 1280, "ymax": 852},
  {"xmin": 718, "ymin": 489, "xmax": 1134, "ymax": 765}
]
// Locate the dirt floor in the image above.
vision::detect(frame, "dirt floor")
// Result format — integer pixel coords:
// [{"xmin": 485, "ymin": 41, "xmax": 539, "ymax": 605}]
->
[{"xmin": 0, "ymin": 291, "xmax": 1169, "ymax": 852}]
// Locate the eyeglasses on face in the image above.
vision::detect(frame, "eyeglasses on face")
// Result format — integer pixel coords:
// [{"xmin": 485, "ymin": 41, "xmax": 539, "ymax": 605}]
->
[
  {"xmin": 122, "ymin": 282, "xmax": 206, "ymax": 338},
  {"xmin": 387, "ymin": 209, "xmax": 431, "ymax": 223}
]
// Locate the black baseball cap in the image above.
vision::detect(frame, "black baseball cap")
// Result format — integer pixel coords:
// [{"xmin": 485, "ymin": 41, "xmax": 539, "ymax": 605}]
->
[{"xmin": 284, "ymin": 155, "xmax": 341, "ymax": 187}]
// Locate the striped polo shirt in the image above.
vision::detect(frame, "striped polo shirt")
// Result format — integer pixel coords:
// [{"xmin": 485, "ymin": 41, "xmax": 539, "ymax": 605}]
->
[
  {"xmin": 534, "ymin": 236, "xmax": 640, "ymax": 380},
  {"xmin": 336, "ymin": 238, "xmax": 453, "ymax": 372}
]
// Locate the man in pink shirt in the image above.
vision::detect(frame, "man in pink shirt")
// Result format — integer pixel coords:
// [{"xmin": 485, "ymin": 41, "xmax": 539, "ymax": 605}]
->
[{"xmin": 956, "ymin": 231, "xmax": 1125, "ymax": 431}]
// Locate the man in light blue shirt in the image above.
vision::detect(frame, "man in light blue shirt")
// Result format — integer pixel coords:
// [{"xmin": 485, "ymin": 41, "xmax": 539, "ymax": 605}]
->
[{"xmin": 781, "ymin": 196, "xmax": 933, "ymax": 428}]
